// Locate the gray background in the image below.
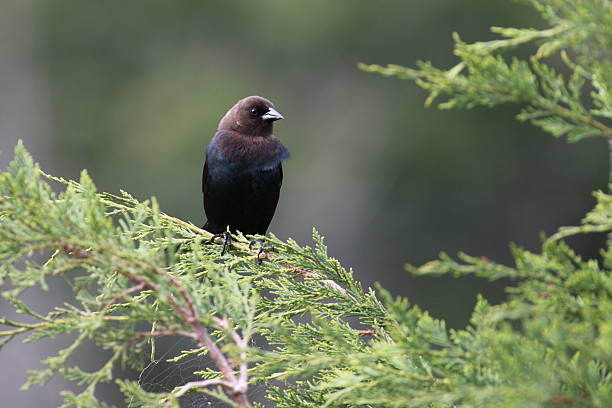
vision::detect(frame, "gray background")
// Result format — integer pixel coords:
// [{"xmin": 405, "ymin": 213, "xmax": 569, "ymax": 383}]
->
[{"xmin": 0, "ymin": 1, "xmax": 606, "ymax": 406}]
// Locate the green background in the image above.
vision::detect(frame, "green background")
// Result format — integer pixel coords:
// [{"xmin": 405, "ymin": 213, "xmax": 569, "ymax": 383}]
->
[{"xmin": 0, "ymin": 1, "xmax": 606, "ymax": 406}]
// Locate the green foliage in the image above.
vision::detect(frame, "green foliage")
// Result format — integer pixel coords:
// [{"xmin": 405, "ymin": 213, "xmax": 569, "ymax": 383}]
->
[
  {"xmin": 360, "ymin": 0, "xmax": 612, "ymax": 143},
  {"xmin": 1, "ymin": 0, "xmax": 611, "ymax": 407},
  {"xmin": 1, "ymin": 144, "xmax": 610, "ymax": 407},
  {"xmin": 0, "ymin": 143, "xmax": 390, "ymax": 407}
]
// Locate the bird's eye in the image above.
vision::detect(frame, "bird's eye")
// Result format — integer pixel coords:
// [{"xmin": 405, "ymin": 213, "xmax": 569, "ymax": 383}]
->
[{"xmin": 249, "ymin": 107, "xmax": 258, "ymax": 116}]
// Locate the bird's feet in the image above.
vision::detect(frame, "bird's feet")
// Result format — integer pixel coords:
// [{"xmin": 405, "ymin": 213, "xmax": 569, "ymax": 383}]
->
[
  {"xmin": 209, "ymin": 231, "xmax": 233, "ymax": 256},
  {"xmin": 249, "ymin": 238, "xmax": 274, "ymax": 265}
]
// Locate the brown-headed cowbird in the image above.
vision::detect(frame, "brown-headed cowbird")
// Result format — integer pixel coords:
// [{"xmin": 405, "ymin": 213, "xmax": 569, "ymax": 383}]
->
[{"xmin": 203, "ymin": 96, "xmax": 289, "ymax": 254}]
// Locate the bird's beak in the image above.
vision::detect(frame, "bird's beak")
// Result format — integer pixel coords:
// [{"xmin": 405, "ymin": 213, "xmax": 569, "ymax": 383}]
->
[{"xmin": 261, "ymin": 107, "xmax": 284, "ymax": 121}]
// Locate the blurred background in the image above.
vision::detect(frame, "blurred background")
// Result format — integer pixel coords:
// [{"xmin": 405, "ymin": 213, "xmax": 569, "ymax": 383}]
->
[{"xmin": 0, "ymin": 0, "xmax": 607, "ymax": 406}]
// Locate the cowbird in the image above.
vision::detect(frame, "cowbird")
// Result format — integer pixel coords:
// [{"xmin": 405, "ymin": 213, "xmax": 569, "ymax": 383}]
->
[{"xmin": 202, "ymin": 96, "xmax": 289, "ymax": 256}]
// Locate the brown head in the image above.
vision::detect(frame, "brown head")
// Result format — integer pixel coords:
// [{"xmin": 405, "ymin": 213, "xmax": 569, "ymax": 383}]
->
[{"xmin": 218, "ymin": 96, "xmax": 284, "ymax": 137}]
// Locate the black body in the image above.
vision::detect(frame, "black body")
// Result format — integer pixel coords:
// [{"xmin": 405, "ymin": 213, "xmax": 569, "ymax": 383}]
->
[
  {"xmin": 203, "ymin": 159, "xmax": 283, "ymax": 235},
  {"xmin": 202, "ymin": 96, "xmax": 289, "ymax": 235}
]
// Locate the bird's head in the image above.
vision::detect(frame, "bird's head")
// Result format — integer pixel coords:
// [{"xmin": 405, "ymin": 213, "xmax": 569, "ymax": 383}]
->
[{"xmin": 219, "ymin": 96, "xmax": 283, "ymax": 137}]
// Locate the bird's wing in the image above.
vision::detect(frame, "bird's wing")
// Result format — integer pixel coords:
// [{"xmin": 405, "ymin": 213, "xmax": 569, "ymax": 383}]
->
[
  {"xmin": 202, "ymin": 159, "xmax": 216, "ymax": 232},
  {"xmin": 202, "ymin": 159, "xmax": 209, "ymax": 194},
  {"xmin": 278, "ymin": 162, "xmax": 283, "ymax": 187}
]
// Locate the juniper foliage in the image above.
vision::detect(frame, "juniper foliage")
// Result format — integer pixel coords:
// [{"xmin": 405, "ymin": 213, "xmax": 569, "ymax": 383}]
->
[
  {"xmin": 360, "ymin": 0, "xmax": 612, "ymax": 143},
  {"xmin": 1, "ymin": 0, "xmax": 612, "ymax": 407}
]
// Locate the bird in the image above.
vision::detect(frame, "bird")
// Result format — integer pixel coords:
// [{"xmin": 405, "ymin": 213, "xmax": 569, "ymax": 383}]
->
[{"xmin": 202, "ymin": 95, "xmax": 289, "ymax": 257}]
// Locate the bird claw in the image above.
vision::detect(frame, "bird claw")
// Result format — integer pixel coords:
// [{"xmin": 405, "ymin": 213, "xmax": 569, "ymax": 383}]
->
[
  {"xmin": 249, "ymin": 239, "xmax": 273, "ymax": 265},
  {"xmin": 209, "ymin": 231, "xmax": 233, "ymax": 256}
]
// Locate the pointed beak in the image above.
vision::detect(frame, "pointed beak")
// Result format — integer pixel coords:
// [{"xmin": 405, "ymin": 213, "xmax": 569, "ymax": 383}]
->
[{"xmin": 261, "ymin": 107, "xmax": 284, "ymax": 121}]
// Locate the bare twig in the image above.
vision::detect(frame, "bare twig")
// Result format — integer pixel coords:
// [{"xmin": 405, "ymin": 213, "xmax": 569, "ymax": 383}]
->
[
  {"xmin": 214, "ymin": 317, "xmax": 249, "ymax": 395},
  {"xmin": 173, "ymin": 379, "xmax": 232, "ymax": 398},
  {"xmin": 132, "ymin": 330, "xmax": 198, "ymax": 341},
  {"xmin": 106, "ymin": 282, "xmax": 146, "ymax": 309},
  {"xmin": 60, "ymin": 241, "xmax": 90, "ymax": 259},
  {"xmin": 287, "ymin": 264, "xmax": 356, "ymax": 300}
]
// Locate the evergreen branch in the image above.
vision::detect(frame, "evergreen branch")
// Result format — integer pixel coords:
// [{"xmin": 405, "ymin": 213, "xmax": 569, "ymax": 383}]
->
[
  {"xmin": 0, "ymin": 320, "xmax": 46, "ymax": 349},
  {"xmin": 536, "ymin": 95, "xmax": 612, "ymax": 138},
  {"xmin": 359, "ymin": 0, "xmax": 612, "ymax": 144},
  {"xmin": 360, "ymin": 59, "xmax": 612, "ymax": 141},
  {"xmin": 546, "ymin": 223, "xmax": 612, "ymax": 243},
  {"xmin": 105, "ymin": 282, "xmax": 146, "ymax": 309},
  {"xmin": 173, "ymin": 379, "xmax": 232, "ymax": 399},
  {"xmin": 546, "ymin": 189, "xmax": 612, "ymax": 244},
  {"xmin": 131, "ymin": 330, "xmax": 198, "ymax": 341},
  {"xmin": 59, "ymin": 242, "xmax": 252, "ymax": 407},
  {"xmin": 42, "ymin": 169, "xmax": 357, "ymax": 303},
  {"xmin": 1, "ymin": 139, "xmax": 610, "ymax": 407}
]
